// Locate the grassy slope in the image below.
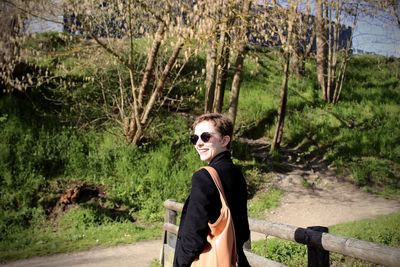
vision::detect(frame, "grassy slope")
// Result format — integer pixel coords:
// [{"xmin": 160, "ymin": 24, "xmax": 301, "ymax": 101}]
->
[{"xmin": 0, "ymin": 33, "xmax": 399, "ymax": 261}]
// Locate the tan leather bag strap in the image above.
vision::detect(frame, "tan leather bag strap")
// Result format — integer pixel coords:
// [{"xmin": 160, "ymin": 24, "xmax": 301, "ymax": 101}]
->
[
  {"xmin": 203, "ymin": 166, "xmax": 238, "ymax": 266},
  {"xmin": 203, "ymin": 166, "xmax": 228, "ymax": 206}
]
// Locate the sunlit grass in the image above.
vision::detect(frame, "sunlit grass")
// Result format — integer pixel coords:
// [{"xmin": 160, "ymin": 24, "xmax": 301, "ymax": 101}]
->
[
  {"xmin": 1, "ymin": 33, "xmax": 399, "ymax": 263},
  {"xmin": 247, "ymin": 188, "xmax": 283, "ymax": 219},
  {"xmin": 0, "ymin": 220, "xmax": 162, "ymax": 262},
  {"xmin": 252, "ymin": 212, "xmax": 400, "ymax": 267}
]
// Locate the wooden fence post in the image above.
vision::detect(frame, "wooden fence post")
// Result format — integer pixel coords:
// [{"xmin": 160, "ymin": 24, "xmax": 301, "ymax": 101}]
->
[
  {"xmin": 307, "ymin": 226, "xmax": 329, "ymax": 267},
  {"xmin": 165, "ymin": 201, "xmax": 178, "ymax": 248},
  {"xmin": 244, "ymin": 238, "xmax": 252, "ymax": 251}
]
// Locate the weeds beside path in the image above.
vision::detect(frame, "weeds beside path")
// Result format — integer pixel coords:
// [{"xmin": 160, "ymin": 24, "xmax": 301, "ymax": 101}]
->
[{"xmin": 1, "ymin": 240, "xmax": 162, "ymax": 267}]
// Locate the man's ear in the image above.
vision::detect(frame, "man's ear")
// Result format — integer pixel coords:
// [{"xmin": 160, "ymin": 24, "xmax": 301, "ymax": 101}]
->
[{"xmin": 222, "ymin": 135, "xmax": 231, "ymax": 148}]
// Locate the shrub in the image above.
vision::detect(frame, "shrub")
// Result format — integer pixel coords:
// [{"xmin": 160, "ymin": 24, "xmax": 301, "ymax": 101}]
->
[{"xmin": 252, "ymin": 238, "xmax": 307, "ymax": 267}]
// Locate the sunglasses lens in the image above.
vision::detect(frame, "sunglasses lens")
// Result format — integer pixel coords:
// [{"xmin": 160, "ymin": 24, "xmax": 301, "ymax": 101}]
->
[
  {"xmin": 190, "ymin": 132, "xmax": 212, "ymax": 145},
  {"xmin": 190, "ymin": 135, "xmax": 199, "ymax": 145},
  {"xmin": 200, "ymin": 132, "xmax": 211, "ymax": 142}
]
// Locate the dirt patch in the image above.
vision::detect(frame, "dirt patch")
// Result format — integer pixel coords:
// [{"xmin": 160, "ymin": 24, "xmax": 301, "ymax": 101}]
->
[
  {"xmin": 48, "ymin": 182, "xmax": 134, "ymax": 223},
  {"xmin": 265, "ymin": 168, "xmax": 400, "ymax": 227},
  {"xmin": 242, "ymin": 137, "xmax": 400, "ymax": 235}
]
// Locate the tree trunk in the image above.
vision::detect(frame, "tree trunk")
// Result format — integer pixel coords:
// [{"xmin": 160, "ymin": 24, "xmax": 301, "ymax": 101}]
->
[
  {"xmin": 304, "ymin": 0, "xmax": 315, "ymax": 58},
  {"xmin": 213, "ymin": 30, "xmax": 230, "ymax": 113},
  {"xmin": 138, "ymin": 24, "xmax": 165, "ymax": 107},
  {"xmin": 315, "ymin": 0, "xmax": 328, "ymax": 101},
  {"xmin": 331, "ymin": 0, "xmax": 341, "ymax": 102},
  {"xmin": 326, "ymin": 1, "xmax": 333, "ymax": 103},
  {"xmin": 333, "ymin": 2, "xmax": 358, "ymax": 103},
  {"xmin": 291, "ymin": 32, "xmax": 305, "ymax": 76},
  {"xmin": 141, "ymin": 40, "xmax": 184, "ymax": 125},
  {"xmin": 271, "ymin": 52, "xmax": 290, "ymax": 152},
  {"xmin": 228, "ymin": 49, "xmax": 245, "ymax": 127},
  {"xmin": 204, "ymin": 30, "xmax": 217, "ymax": 113},
  {"xmin": 125, "ymin": 68, "xmax": 141, "ymax": 144},
  {"xmin": 124, "ymin": 38, "xmax": 184, "ymax": 145},
  {"xmin": 271, "ymin": 0, "xmax": 296, "ymax": 152},
  {"xmin": 228, "ymin": 0, "xmax": 251, "ymax": 127},
  {"xmin": 293, "ymin": 0, "xmax": 314, "ymax": 77}
]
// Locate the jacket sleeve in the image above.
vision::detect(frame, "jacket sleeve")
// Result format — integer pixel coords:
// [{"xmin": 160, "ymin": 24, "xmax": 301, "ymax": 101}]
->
[{"xmin": 173, "ymin": 169, "xmax": 219, "ymax": 267}]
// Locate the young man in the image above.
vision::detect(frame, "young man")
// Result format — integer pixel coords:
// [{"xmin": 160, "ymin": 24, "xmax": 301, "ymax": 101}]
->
[{"xmin": 173, "ymin": 113, "xmax": 251, "ymax": 267}]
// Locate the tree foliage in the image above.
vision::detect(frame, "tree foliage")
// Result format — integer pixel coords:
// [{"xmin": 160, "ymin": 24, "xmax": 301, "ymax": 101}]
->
[
  {"xmin": 61, "ymin": 0, "xmax": 208, "ymax": 144},
  {"xmin": 315, "ymin": 0, "xmax": 359, "ymax": 104},
  {"xmin": 1, "ymin": 0, "xmax": 62, "ymax": 91},
  {"xmin": 3, "ymin": 0, "xmax": 396, "ymax": 149}
]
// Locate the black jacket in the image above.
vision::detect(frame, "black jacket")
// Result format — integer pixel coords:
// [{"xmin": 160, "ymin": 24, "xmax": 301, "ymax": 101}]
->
[{"xmin": 173, "ymin": 151, "xmax": 251, "ymax": 267}]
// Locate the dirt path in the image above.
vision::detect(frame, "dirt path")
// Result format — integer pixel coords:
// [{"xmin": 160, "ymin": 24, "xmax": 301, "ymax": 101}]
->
[
  {"xmin": 1, "ymin": 240, "xmax": 162, "ymax": 267},
  {"xmin": 250, "ymin": 168, "xmax": 400, "ymax": 241},
  {"xmin": 264, "ymin": 169, "xmax": 400, "ymax": 228},
  {"xmin": 245, "ymin": 137, "xmax": 400, "ymax": 239}
]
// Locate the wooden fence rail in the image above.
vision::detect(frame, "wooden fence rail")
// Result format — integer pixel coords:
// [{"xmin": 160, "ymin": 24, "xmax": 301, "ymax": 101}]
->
[{"xmin": 162, "ymin": 199, "xmax": 400, "ymax": 267}]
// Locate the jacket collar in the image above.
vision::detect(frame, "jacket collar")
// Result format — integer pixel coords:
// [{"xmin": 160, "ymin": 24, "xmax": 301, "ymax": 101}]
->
[{"xmin": 209, "ymin": 150, "xmax": 231, "ymax": 165}]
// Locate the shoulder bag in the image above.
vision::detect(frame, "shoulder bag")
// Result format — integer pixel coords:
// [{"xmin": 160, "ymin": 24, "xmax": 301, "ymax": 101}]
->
[{"xmin": 191, "ymin": 166, "xmax": 238, "ymax": 267}]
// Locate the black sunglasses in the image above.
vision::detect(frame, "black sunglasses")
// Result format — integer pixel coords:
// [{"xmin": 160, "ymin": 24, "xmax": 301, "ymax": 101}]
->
[{"xmin": 190, "ymin": 132, "xmax": 213, "ymax": 145}]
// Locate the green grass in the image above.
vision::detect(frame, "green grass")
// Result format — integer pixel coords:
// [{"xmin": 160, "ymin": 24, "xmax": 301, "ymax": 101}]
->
[
  {"xmin": 234, "ymin": 50, "xmax": 282, "ymax": 138},
  {"xmin": 251, "ymin": 212, "xmax": 400, "ymax": 267},
  {"xmin": 247, "ymin": 188, "xmax": 283, "ymax": 219},
  {"xmin": 1, "ymin": 33, "xmax": 399, "ymax": 262},
  {"xmin": 0, "ymin": 216, "xmax": 161, "ymax": 262},
  {"xmin": 330, "ymin": 213, "xmax": 400, "ymax": 247},
  {"xmin": 243, "ymin": 53, "xmax": 400, "ymax": 197},
  {"xmin": 150, "ymin": 259, "xmax": 163, "ymax": 267},
  {"xmin": 276, "ymin": 55, "xmax": 400, "ymax": 196},
  {"xmin": 252, "ymin": 238, "xmax": 307, "ymax": 267},
  {"xmin": 0, "ymin": 96, "xmax": 199, "ymax": 261}
]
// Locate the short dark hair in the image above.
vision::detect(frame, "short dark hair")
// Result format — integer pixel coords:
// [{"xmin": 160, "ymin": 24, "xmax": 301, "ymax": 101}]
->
[{"xmin": 192, "ymin": 113, "xmax": 233, "ymax": 149}]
